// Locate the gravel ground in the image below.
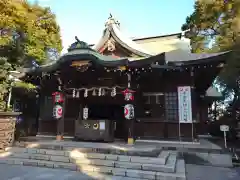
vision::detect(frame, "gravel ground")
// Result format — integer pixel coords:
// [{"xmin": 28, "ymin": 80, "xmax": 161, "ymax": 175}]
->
[{"xmin": 0, "ymin": 164, "xmax": 239, "ymax": 180}]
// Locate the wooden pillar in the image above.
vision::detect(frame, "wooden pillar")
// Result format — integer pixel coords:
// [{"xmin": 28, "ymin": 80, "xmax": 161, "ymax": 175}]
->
[
  {"xmin": 190, "ymin": 67, "xmax": 197, "ymax": 141},
  {"xmin": 125, "ymin": 73, "xmax": 135, "ymax": 145},
  {"xmin": 54, "ymin": 77, "xmax": 65, "ymax": 141},
  {"xmin": 35, "ymin": 91, "xmax": 41, "ymax": 135},
  {"xmin": 56, "ymin": 94, "xmax": 65, "ymax": 140}
]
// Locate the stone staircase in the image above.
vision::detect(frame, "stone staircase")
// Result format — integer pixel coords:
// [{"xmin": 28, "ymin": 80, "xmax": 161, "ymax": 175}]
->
[{"xmin": 0, "ymin": 144, "xmax": 186, "ymax": 180}]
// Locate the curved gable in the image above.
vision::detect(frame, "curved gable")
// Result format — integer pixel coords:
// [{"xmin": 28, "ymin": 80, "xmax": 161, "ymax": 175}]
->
[{"xmin": 94, "ymin": 14, "xmax": 152, "ymax": 58}]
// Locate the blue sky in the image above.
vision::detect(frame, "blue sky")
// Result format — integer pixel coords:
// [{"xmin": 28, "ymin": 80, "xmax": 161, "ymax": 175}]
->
[{"xmin": 29, "ymin": 0, "xmax": 195, "ymax": 53}]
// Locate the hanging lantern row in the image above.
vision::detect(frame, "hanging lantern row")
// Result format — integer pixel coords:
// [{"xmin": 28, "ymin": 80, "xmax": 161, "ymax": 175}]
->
[
  {"xmin": 102, "ymin": 63, "xmax": 216, "ymax": 74},
  {"xmin": 70, "ymin": 86, "xmax": 125, "ymax": 98},
  {"xmin": 103, "ymin": 67, "xmax": 153, "ymax": 74},
  {"xmin": 163, "ymin": 64, "xmax": 215, "ymax": 72}
]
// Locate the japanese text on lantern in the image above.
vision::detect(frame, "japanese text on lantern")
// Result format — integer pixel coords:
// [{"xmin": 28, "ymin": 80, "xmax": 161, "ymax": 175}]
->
[
  {"xmin": 122, "ymin": 89, "xmax": 135, "ymax": 101},
  {"xmin": 53, "ymin": 105, "xmax": 63, "ymax": 119},
  {"xmin": 52, "ymin": 92, "xmax": 64, "ymax": 103}
]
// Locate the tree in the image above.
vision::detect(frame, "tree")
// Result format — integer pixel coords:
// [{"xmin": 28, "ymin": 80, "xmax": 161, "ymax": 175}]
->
[
  {"xmin": 0, "ymin": 0, "xmax": 62, "ymax": 64},
  {"xmin": 182, "ymin": 0, "xmax": 240, "ymax": 122},
  {"xmin": 0, "ymin": 57, "xmax": 12, "ymax": 110},
  {"xmin": 182, "ymin": 0, "xmax": 239, "ymax": 53},
  {"xmin": 0, "ymin": 0, "xmax": 62, "ymax": 111},
  {"xmin": 182, "ymin": 1, "xmax": 240, "ymax": 90}
]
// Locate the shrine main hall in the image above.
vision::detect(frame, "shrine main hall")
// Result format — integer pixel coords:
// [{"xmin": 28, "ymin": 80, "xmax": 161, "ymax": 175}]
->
[{"xmin": 20, "ymin": 15, "xmax": 228, "ymax": 143}]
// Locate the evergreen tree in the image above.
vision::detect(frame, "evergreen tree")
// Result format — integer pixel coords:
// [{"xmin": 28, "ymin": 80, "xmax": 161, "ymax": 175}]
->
[
  {"xmin": 0, "ymin": 0, "xmax": 62, "ymax": 111},
  {"xmin": 182, "ymin": 0, "xmax": 239, "ymax": 53},
  {"xmin": 0, "ymin": 0, "xmax": 62, "ymax": 64},
  {"xmin": 182, "ymin": 0, "xmax": 240, "ymax": 93},
  {"xmin": 182, "ymin": 0, "xmax": 240, "ymax": 121}
]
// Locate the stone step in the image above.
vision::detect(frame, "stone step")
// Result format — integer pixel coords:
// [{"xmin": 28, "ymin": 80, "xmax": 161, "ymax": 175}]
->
[
  {"xmin": 5, "ymin": 147, "xmax": 168, "ymax": 165},
  {"xmin": 156, "ymin": 159, "xmax": 186, "ymax": 180},
  {"xmin": 13, "ymin": 141, "xmax": 160, "ymax": 157},
  {"xmin": 141, "ymin": 154, "xmax": 177, "ymax": 173},
  {"xmin": 2, "ymin": 149, "xmax": 176, "ymax": 173},
  {"xmin": 0, "ymin": 157, "xmax": 186, "ymax": 180}
]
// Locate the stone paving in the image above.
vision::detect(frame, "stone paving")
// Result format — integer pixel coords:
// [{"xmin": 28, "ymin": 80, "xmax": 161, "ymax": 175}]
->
[
  {"xmin": 0, "ymin": 164, "xmax": 128, "ymax": 180},
  {"xmin": 186, "ymin": 164, "xmax": 240, "ymax": 180},
  {"xmin": 0, "ymin": 164, "xmax": 239, "ymax": 180}
]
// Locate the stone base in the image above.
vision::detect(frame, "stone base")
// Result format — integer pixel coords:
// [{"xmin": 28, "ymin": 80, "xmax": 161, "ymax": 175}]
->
[
  {"xmin": 127, "ymin": 138, "xmax": 134, "ymax": 145},
  {"xmin": 56, "ymin": 135, "xmax": 63, "ymax": 141},
  {"xmin": 0, "ymin": 112, "xmax": 21, "ymax": 149}
]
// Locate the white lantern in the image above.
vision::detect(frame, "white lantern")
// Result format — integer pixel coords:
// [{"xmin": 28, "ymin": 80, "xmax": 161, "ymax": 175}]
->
[
  {"xmin": 111, "ymin": 87, "xmax": 116, "ymax": 97},
  {"xmin": 102, "ymin": 88, "xmax": 106, "ymax": 96},
  {"xmin": 83, "ymin": 107, "xmax": 88, "ymax": 120},
  {"xmin": 124, "ymin": 104, "xmax": 134, "ymax": 120},
  {"xmin": 98, "ymin": 88, "xmax": 102, "ymax": 96},
  {"xmin": 76, "ymin": 91, "xmax": 80, "ymax": 98},
  {"xmin": 72, "ymin": 89, "xmax": 76, "ymax": 97},
  {"xmin": 53, "ymin": 105, "xmax": 63, "ymax": 119},
  {"xmin": 92, "ymin": 89, "xmax": 96, "ymax": 96},
  {"xmin": 84, "ymin": 89, "xmax": 88, "ymax": 97}
]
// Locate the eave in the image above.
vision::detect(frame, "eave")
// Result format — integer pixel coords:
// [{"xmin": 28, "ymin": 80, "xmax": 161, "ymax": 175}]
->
[
  {"xmin": 165, "ymin": 50, "xmax": 230, "ymax": 66},
  {"xmin": 19, "ymin": 37, "xmax": 230, "ymax": 81},
  {"xmin": 22, "ymin": 49, "xmax": 128, "ymax": 75}
]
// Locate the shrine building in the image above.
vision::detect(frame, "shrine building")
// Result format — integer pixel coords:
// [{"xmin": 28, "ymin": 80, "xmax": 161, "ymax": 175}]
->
[{"xmin": 20, "ymin": 15, "xmax": 229, "ymax": 143}]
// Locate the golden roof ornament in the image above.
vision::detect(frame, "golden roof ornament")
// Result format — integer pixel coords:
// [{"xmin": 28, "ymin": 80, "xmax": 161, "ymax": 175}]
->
[
  {"xmin": 107, "ymin": 39, "xmax": 116, "ymax": 52},
  {"xmin": 105, "ymin": 13, "xmax": 120, "ymax": 28}
]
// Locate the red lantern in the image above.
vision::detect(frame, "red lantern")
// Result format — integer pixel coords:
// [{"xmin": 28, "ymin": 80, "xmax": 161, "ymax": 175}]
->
[
  {"xmin": 52, "ymin": 92, "xmax": 64, "ymax": 103},
  {"xmin": 122, "ymin": 88, "xmax": 135, "ymax": 101}
]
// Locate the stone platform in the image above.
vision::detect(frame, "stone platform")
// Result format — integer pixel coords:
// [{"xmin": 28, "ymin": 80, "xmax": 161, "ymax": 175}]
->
[
  {"xmin": 0, "ymin": 136, "xmax": 233, "ymax": 179},
  {"xmin": 15, "ymin": 136, "xmax": 233, "ymax": 167},
  {"xmin": 0, "ymin": 138, "xmax": 187, "ymax": 180}
]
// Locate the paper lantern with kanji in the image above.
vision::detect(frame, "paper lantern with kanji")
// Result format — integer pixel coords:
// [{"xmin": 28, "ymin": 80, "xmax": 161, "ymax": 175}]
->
[
  {"xmin": 122, "ymin": 88, "xmax": 135, "ymax": 101},
  {"xmin": 53, "ymin": 105, "xmax": 63, "ymax": 119},
  {"xmin": 124, "ymin": 104, "xmax": 134, "ymax": 120},
  {"xmin": 52, "ymin": 92, "xmax": 64, "ymax": 103}
]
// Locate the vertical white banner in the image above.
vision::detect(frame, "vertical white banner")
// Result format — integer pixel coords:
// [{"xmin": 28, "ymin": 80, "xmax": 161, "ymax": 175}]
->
[{"xmin": 178, "ymin": 86, "xmax": 192, "ymax": 123}]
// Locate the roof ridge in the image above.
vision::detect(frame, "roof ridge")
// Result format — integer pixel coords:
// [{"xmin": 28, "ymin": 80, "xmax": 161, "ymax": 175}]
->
[{"xmin": 132, "ymin": 33, "xmax": 182, "ymax": 41}]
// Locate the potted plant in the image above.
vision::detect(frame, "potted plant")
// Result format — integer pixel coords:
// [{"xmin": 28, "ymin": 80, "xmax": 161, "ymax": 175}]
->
[{"xmin": 0, "ymin": 57, "xmax": 21, "ymax": 149}]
